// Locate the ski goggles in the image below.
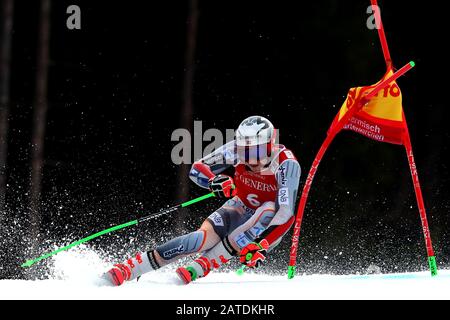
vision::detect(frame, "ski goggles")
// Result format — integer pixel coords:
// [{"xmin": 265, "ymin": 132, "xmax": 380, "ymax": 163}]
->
[{"xmin": 236, "ymin": 143, "xmax": 272, "ymax": 165}]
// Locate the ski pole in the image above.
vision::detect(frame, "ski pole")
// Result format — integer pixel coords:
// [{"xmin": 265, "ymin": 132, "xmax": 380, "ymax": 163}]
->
[
  {"xmin": 21, "ymin": 192, "xmax": 215, "ymax": 268},
  {"xmin": 236, "ymin": 265, "xmax": 246, "ymax": 275}
]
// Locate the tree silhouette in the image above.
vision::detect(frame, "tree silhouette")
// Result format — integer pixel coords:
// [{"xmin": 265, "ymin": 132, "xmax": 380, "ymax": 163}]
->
[
  {"xmin": 29, "ymin": 0, "xmax": 51, "ymax": 250},
  {"xmin": 0, "ymin": 0, "xmax": 14, "ymax": 215}
]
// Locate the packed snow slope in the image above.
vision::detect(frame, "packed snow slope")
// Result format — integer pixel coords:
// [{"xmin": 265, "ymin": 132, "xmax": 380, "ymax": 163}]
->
[
  {"xmin": 2, "ymin": 270, "xmax": 450, "ymax": 300},
  {"xmin": 1, "ymin": 248, "xmax": 449, "ymax": 300}
]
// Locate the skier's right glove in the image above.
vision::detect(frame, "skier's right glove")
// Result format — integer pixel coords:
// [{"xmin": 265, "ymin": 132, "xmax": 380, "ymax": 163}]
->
[{"xmin": 208, "ymin": 174, "xmax": 237, "ymax": 198}]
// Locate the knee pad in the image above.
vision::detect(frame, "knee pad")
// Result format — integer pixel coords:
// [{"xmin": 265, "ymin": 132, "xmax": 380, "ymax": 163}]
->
[
  {"xmin": 231, "ymin": 202, "xmax": 276, "ymax": 249},
  {"xmin": 251, "ymin": 201, "xmax": 276, "ymax": 234},
  {"xmin": 255, "ymin": 201, "xmax": 276, "ymax": 215},
  {"xmin": 156, "ymin": 230, "xmax": 206, "ymax": 261}
]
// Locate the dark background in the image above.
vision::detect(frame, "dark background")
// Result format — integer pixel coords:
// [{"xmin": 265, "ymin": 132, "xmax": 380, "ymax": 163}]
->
[{"xmin": 1, "ymin": 0, "xmax": 449, "ymax": 279}]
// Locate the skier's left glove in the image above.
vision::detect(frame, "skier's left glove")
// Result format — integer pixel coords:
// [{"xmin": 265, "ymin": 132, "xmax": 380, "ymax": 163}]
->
[{"xmin": 239, "ymin": 239, "xmax": 269, "ymax": 269}]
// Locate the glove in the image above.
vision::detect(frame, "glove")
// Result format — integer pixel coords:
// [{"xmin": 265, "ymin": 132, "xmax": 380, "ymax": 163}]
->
[
  {"xmin": 239, "ymin": 239, "xmax": 269, "ymax": 269},
  {"xmin": 208, "ymin": 174, "xmax": 237, "ymax": 198}
]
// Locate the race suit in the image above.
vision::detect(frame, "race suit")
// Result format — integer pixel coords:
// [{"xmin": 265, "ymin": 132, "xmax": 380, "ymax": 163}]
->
[{"xmin": 189, "ymin": 140, "xmax": 301, "ymax": 250}]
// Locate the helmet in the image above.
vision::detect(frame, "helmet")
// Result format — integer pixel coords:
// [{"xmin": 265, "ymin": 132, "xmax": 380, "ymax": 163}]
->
[{"xmin": 235, "ymin": 116, "xmax": 276, "ymax": 167}]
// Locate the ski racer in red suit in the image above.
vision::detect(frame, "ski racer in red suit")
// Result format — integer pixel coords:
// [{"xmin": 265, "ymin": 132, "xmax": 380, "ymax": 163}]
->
[{"xmin": 104, "ymin": 116, "xmax": 301, "ymax": 285}]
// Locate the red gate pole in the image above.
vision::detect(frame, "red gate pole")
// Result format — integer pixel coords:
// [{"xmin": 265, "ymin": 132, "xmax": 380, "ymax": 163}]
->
[
  {"xmin": 370, "ymin": 0, "xmax": 392, "ymax": 68},
  {"xmin": 288, "ymin": 62, "xmax": 415, "ymax": 279},
  {"xmin": 402, "ymin": 116, "xmax": 438, "ymax": 276},
  {"xmin": 371, "ymin": 0, "xmax": 436, "ymax": 275},
  {"xmin": 287, "ymin": 127, "xmax": 339, "ymax": 279}
]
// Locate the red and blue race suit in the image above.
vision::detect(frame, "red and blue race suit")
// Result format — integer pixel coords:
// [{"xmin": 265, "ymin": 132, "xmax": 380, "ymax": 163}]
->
[{"xmin": 189, "ymin": 141, "xmax": 301, "ymax": 249}]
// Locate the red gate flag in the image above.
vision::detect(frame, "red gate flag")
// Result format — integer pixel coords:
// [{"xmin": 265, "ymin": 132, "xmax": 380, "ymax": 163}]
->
[
  {"xmin": 287, "ymin": 0, "xmax": 437, "ymax": 279},
  {"xmin": 329, "ymin": 68, "xmax": 406, "ymax": 145}
]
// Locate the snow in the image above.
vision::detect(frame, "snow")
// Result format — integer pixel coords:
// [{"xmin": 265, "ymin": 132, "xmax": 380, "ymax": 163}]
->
[
  {"xmin": 1, "ymin": 247, "xmax": 449, "ymax": 300},
  {"xmin": 2, "ymin": 270, "xmax": 450, "ymax": 300}
]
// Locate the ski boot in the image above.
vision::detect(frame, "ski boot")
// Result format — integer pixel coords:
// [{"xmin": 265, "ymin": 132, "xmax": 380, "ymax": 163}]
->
[
  {"xmin": 105, "ymin": 263, "xmax": 132, "ymax": 286},
  {"xmin": 103, "ymin": 251, "xmax": 160, "ymax": 286},
  {"xmin": 176, "ymin": 256, "xmax": 212, "ymax": 284},
  {"xmin": 176, "ymin": 253, "xmax": 232, "ymax": 285}
]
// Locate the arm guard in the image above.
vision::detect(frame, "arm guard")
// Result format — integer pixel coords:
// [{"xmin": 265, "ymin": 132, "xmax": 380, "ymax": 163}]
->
[{"xmin": 189, "ymin": 140, "xmax": 237, "ymax": 189}]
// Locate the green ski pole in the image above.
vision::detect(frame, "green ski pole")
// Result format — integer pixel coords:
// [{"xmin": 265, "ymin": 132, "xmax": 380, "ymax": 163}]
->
[
  {"xmin": 236, "ymin": 265, "xmax": 246, "ymax": 275},
  {"xmin": 21, "ymin": 192, "xmax": 215, "ymax": 268}
]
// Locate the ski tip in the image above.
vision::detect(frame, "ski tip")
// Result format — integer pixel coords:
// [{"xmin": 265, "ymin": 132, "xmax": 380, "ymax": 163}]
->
[
  {"xmin": 21, "ymin": 260, "xmax": 34, "ymax": 268},
  {"xmin": 410, "ymin": 61, "xmax": 416, "ymax": 68}
]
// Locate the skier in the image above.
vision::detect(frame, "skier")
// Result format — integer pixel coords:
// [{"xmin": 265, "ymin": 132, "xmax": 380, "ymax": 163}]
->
[{"xmin": 104, "ymin": 115, "xmax": 301, "ymax": 285}]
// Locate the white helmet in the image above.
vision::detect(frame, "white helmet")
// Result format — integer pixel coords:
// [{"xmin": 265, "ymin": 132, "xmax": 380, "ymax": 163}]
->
[{"xmin": 236, "ymin": 116, "xmax": 276, "ymax": 166}]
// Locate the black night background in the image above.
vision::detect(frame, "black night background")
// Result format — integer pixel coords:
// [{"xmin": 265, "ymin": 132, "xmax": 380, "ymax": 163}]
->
[{"xmin": 0, "ymin": 0, "xmax": 449, "ymax": 279}]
